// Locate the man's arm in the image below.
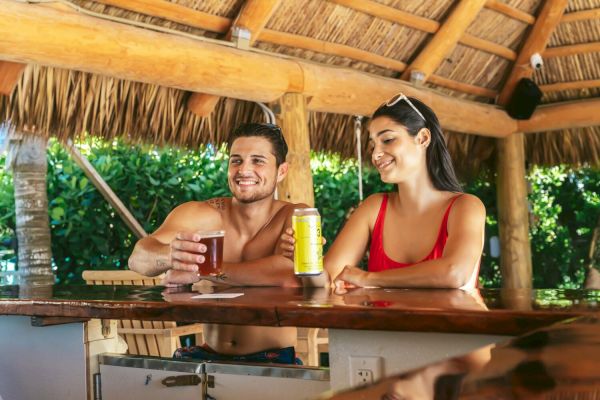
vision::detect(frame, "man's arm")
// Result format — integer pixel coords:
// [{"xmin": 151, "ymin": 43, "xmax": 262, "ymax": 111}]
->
[{"xmin": 128, "ymin": 202, "xmax": 221, "ymax": 276}]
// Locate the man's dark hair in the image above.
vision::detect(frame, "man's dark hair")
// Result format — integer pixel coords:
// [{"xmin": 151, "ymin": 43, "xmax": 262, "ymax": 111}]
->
[{"xmin": 227, "ymin": 123, "xmax": 288, "ymax": 166}]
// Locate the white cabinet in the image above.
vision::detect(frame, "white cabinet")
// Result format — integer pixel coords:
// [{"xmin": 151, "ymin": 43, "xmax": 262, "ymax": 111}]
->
[{"xmin": 99, "ymin": 354, "xmax": 330, "ymax": 400}]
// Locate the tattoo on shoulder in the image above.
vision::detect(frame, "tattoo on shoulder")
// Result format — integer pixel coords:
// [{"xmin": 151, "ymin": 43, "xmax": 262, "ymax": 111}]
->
[{"xmin": 207, "ymin": 197, "xmax": 226, "ymax": 211}]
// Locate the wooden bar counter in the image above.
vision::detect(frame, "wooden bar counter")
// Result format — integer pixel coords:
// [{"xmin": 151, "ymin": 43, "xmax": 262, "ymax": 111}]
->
[
  {"xmin": 1, "ymin": 285, "xmax": 599, "ymax": 334},
  {"xmin": 1, "ymin": 284, "xmax": 600, "ymax": 398}
]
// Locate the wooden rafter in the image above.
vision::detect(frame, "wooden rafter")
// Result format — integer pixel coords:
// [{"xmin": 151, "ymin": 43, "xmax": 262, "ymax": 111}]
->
[
  {"xmin": 485, "ymin": 0, "xmax": 535, "ymax": 25},
  {"xmin": 561, "ymin": 8, "xmax": 600, "ymax": 23},
  {"xmin": 329, "ymin": 0, "xmax": 517, "ymax": 60},
  {"xmin": 0, "ymin": 0, "xmax": 517, "ymax": 137},
  {"xmin": 260, "ymin": 30, "xmax": 407, "ymax": 72},
  {"xmin": 497, "ymin": 0, "xmax": 568, "ymax": 106},
  {"xmin": 79, "ymin": 0, "xmax": 506, "ymax": 98},
  {"xmin": 401, "ymin": 0, "xmax": 487, "ymax": 82},
  {"xmin": 95, "ymin": 0, "xmax": 230, "ymax": 33},
  {"xmin": 539, "ymin": 79, "xmax": 600, "ymax": 93},
  {"xmin": 427, "ymin": 75, "xmax": 497, "ymax": 99},
  {"xmin": 0, "ymin": 61, "xmax": 26, "ymax": 95},
  {"xmin": 544, "ymin": 42, "xmax": 600, "ymax": 58},
  {"xmin": 518, "ymin": 98, "xmax": 600, "ymax": 133},
  {"xmin": 460, "ymin": 34, "xmax": 517, "ymax": 60},
  {"xmin": 187, "ymin": 0, "xmax": 281, "ymax": 116}
]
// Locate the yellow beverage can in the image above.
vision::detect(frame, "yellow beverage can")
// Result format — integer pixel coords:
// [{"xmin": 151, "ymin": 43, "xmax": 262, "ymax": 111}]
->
[{"xmin": 292, "ymin": 208, "xmax": 323, "ymax": 276}]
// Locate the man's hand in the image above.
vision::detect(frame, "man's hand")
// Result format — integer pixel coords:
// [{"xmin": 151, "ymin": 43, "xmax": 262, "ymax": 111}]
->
[
  {"xmin": 279, "ymin": 228, "xmax": 326, "ymax": 260},
  {"xmin": 169, "ymin": 231, "xmax": 207, "ymax": 273},
  {"xmin": 162, "ymin": 269, "xmax": 200, "ymax": 287}
]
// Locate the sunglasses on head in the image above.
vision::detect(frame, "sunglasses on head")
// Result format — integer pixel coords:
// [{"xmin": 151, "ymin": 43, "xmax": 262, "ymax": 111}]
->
[{"xmin": 382, "ymin": 93, "xmax": 426, "ymax": 121}]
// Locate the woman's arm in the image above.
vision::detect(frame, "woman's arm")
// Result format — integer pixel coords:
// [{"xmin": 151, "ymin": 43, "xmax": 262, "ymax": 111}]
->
[
  {"xmin": 335, "ymin": 194, "xmax": 485, "ymax": 289},
  {"xmin": 324, "ymin": 194, "xmax": 381, "ymax": 280}
]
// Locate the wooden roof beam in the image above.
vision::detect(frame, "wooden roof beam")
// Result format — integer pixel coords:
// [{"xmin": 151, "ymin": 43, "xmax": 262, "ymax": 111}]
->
[
  {"xmin": 518, "ymin": 98, "xmax": 600, "ymax": 133},
  {"xmin": 561, "ymin": 8, "xmax": 600, "ymax": 23},
  {"xmin": 485, "ymin": 0, "xmax": 535, "ymax": 25},
  {"xmin": 0, "ymin": 0, "xmax": 516, "ymax": 137},
  {"xmin": 539, "ymin": 79, "xmax": 600, "ymax": 93},
  {"xmin": 187, "ymin": 0, "xmax": 281, "ymax": 117},
  {"xmin": 329, "ymin": 0, "xmax": 517, "ymax": 60},
  {"xmin": 544, "ymin": 42, "xmax": 600, "ymax": 58},
  {"xmin": 0, "ymin": 60, "xmax": 26, "ymax": 95},
  {"xmin": 497, "ymin": 0, "xmax": 568, "ymax": 106},
  {"xmin": 401, "ymin": 0, "xmax": 487, "ymax": 83}
]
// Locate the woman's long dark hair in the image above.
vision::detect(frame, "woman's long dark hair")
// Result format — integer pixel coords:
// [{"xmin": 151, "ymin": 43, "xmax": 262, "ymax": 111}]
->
[{"xmin": 372, "ymin": 96, "xmax": 463, "ymax": 193}]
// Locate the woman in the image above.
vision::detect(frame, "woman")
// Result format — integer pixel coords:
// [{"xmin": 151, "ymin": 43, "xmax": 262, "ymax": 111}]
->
[{"xmin": 283, "ymin": 93, "xmax": 485, "ymax": 289}]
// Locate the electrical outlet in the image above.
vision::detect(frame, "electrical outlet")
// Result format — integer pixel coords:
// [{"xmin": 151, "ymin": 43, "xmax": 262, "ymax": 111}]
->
[
  {"xmin": 355, "ymin": 369, "xmax": 374, "ymax": 385},
  {"xmin": 349, "ymin": 356, "xmax": 383, "ymax": 386}
]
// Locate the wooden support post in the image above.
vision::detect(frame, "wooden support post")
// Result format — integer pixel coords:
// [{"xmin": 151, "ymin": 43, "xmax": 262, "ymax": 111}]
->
[
  {"xmin": 494, "ymin": 0, "xmax": 567, "ymax": 289},
  {"xmin": 496, "ymin": 133, "xmax": 532, "ymax": 289},
  {"xmin": 275, "ymin": 93, "xmax": 314, "ymax": 206},
  {"xmin": 0, "ymin": 61, "xmax": 26, "ymax": 95}
]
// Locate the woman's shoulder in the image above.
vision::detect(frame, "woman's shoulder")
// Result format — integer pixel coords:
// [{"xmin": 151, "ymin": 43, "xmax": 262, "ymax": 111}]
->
[
  {"xmin": 359, "ymin": 193, "xmax": 389, "ymax": 211},
  {"xmin": 449, "ymin": 193, "xmax": 486, "ymax": 220}
]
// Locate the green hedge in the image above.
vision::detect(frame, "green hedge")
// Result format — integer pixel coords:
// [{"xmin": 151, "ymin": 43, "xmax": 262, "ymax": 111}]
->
[{"xmin": 0, "ymin": 138, "xmax": 598, "ymax": 287}]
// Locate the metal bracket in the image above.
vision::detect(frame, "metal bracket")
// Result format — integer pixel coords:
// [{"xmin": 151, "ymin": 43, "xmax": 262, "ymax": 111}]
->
[
  {"xmin": 161, "ymin": 374, "xmax": 202, "ymax": 387},
  {"xmin": 231, "ymin": 26, "xmax": 251, "ymax": 50}
]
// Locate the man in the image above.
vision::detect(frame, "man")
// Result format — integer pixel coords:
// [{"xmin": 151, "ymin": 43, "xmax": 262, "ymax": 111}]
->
[{"xmin": 129, "ymin": 122, "xmax": 304, "ymax": 363}]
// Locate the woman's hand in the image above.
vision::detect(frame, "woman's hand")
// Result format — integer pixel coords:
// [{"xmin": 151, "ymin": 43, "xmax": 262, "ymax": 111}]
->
[{"xmin": 333, "ymin": 265, "xmax": 373, "ymax": 291}]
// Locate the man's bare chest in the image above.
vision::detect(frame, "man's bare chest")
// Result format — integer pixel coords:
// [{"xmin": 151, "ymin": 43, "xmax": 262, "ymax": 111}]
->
[{"xmin": 221, "ymin": 226, "xmax": 280, "ymax": 263}]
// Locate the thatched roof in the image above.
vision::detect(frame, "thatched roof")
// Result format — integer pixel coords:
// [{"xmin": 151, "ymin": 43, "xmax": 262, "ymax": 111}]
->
[{"xmin": 1, "ymin": 0, "xmax": 599, "ymax": 173}]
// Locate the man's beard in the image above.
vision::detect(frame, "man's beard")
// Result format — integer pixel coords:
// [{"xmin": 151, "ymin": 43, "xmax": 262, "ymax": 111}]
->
[
  {"xmin": 230, "ymin": 181, "xmax": 277, "ymax": 204},
  {"xmin": 236, "ymin": 190, "xmax": 274, "ymax": 203}
]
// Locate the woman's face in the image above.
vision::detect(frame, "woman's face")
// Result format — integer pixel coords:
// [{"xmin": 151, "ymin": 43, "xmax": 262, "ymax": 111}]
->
[{"xmin": 368, "ymin": 116, "xmax": 428, "ymax": 184}]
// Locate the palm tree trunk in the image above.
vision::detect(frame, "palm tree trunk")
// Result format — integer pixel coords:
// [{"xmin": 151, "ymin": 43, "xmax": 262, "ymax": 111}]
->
[
  {"xmin": 584, "ymin": 215, "xmax": 600, "ymax": 289},
  {"xmin": 9, "ymin": 132, "xmax": 54, "ymax": 285}
]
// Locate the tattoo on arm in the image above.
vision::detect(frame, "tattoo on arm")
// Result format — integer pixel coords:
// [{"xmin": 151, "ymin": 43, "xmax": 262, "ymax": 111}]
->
[
  {"xmin": 156, "ymin": 259, "xmax": 171, "ymax": 271},
  {"xmin": 207, "ymin": 197, "xmax": 226, "ymax": 210}
]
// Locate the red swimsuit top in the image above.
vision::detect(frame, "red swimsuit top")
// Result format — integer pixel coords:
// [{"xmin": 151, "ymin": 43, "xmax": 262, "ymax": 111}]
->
[{"xmin": 367, "ymin": 194, "xmax": 462, "ymax": 272}]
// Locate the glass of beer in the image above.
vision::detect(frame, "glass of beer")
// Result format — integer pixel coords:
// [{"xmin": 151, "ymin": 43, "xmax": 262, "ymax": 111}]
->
[{"xmin": 196, "ymin": 230, "xmax": 225, "ymax": 277}]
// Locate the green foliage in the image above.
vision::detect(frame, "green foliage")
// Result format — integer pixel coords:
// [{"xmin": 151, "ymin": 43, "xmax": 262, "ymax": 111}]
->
[
  {"xmin": 528, "ymin": 166, "xmax": 600, "ymax": 288},
  {"xmin": 0, "ymin": 138, "xmax": 598, "ymax": 288},
  {"xmin": 311, "ymin": 153, "xmax": 393, "ymax": 251}
]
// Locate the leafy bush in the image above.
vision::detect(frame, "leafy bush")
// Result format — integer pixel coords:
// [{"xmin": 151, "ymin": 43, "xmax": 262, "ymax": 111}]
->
[{"xmin": 0, "ymin": 138, "xmax": 598, "ymax": 287}]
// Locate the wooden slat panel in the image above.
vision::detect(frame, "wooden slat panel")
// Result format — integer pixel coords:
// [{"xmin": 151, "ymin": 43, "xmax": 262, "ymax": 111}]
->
[
  {"xmin": 111, "ymin": 279, "xmax": 139, "ymax": 354},
  {"xmin": 130, "ymin": 279, "xmax": 150, "ymax": 355}
]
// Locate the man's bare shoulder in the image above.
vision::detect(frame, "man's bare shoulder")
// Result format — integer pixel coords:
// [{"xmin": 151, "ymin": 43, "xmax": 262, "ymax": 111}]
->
[{"xmin": 163, "ymin": 199, "xmax": 228, "ymax": 228}]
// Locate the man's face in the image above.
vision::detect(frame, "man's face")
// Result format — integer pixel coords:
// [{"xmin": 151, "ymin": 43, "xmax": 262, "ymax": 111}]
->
[{"xmin": 228, "ymin": 137, "xmax": 287, "ymax": 204}]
